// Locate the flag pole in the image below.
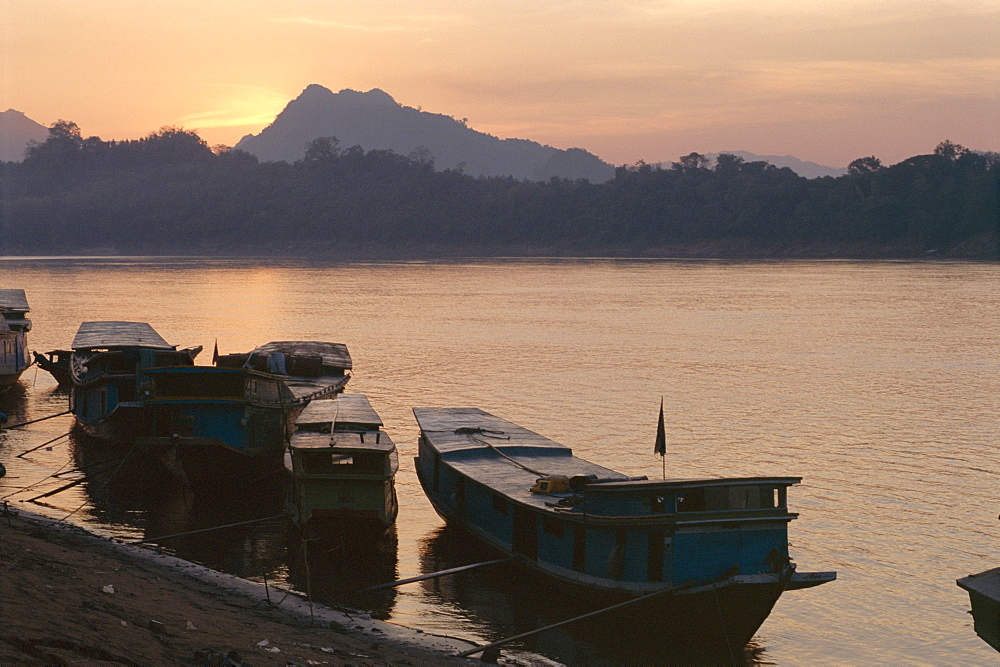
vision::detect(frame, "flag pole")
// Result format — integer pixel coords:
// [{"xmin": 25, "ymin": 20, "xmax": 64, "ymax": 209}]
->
[{"xmin": 654, "ymin": 396, "xmax": 666, "ymax": 480}]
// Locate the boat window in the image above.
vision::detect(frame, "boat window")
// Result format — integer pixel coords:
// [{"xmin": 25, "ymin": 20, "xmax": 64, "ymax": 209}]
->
[
  {"xmin": 650, "ymin": 494, "xmax": 665, "ymax": 513},
  {"xmin": 492, "ymin": 494, "xmax": 508, "ymax": 515},
  {"xmin": 573, "ymin": 525, "xmax": 585, "ymax": 572},
  {"xmin": 119, "ymin": 383, "xmax": 135, "ymax": 402},
  {"xmin": 648, "ymin": 529, "xmax": 665, "ymax": 582},
  {"xmin": 676, "ymin": 488, "xmax": 705, "ymax": 512},
  {"xmin": 542, "ymin": 516, "xmax": 565, "ymax": 538},
  {"xmin": 302, "ymin": 453, "xmax": 352, "ymax": 473},
  {"xmin": 154, "ymin": 372, "xmax": 245, "ymax": 398}
]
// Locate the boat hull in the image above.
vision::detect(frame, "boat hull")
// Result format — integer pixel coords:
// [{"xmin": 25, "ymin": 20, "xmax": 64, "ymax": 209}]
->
[
  {"xmin": 415, "ymin": 457, "xmax": 790, "ymax": 655},
  {"xmin": 0, "ymin": 369, "xmax": 27, "ymax": 390}
]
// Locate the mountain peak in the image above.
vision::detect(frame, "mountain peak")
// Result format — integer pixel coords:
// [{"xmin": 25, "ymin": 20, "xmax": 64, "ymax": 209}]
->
[
  {"xmin": 336, "ymin": 88, "xmax": 397, "ymax": 106},
  {"xmin": 295, "ymin": 85, "xmax": 398, "ymax": 108},
  {"xmin": 236, "ymin": 85, "xmax": 614, "ymax": 182},
  {"xmin": 0, "ymin": 109, "xmax": 49, "ymax": 162}
]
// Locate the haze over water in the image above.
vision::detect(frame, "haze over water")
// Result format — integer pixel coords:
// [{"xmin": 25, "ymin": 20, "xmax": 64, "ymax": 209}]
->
[{"xmin": 0, "ymin": 257, "xmax": 996, "ymax": 663}]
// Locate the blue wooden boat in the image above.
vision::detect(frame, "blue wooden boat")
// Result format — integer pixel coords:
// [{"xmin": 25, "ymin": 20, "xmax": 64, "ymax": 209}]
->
[
  {"xmin": 413, "ymin": 407, "xmax": 835, "ymax": 654},
  {"xmin": 285, "ymin": 393, "xmax": 398, "ymax": 541},
  {"xmin": 70, "ymin": 321, "xmax": 202, "ymax": 442},
  {"xmin": 135, "ymin": 340, "xmax": 352, "ymax": 484},
  {"xmin": 0, "ymin": 290, "xmax": 32, "ymax": 392}
]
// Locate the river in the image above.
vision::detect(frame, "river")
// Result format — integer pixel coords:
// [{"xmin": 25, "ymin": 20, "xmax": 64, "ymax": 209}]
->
[{"xmin": 0, "ymin": 257, "xmax": 997, "ymax": 663}]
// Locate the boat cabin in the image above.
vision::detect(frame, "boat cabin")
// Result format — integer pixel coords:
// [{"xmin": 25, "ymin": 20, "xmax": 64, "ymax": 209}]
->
[{"xmin": 69, "ymin": 321, "xmax": 198, "ymax": 428}]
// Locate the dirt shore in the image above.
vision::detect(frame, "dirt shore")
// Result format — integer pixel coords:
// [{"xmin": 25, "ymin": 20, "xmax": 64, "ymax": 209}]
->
[{"xmin": 0, "ymin": 507, "xmax": 483, "ymax": 665}]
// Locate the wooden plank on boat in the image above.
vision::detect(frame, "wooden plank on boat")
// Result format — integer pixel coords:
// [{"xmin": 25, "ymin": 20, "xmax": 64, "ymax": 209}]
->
[
  {"xmin": 72, "ymin": 321, "xmax": 174, "ymax": 350},
  {"xmin": 295, "ymin": 398, "xmax": 340, "ymax": 427},
  {"xmin": 333, "ymin": 394, "xmax": 382, "ymax": 429},
  {"xmin": 252, "ymin": 341, "xmax": 352, "ymax": 370},
  {"xmin": 0, "ymin": 289, "xmax": 29, "ymax": 312}
]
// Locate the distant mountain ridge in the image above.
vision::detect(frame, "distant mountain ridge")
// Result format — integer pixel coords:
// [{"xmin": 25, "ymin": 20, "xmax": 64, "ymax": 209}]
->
[
  {"xmin": 0, "ymin": 109, "xmax": 48, "ymax": 162},
  {"xmin": 235, "ymin": 84, "xmax": 616, "ymax": 182},
  {"xmin": 705, "ymin": 151, "xmax": 847, "ymax": 178}
]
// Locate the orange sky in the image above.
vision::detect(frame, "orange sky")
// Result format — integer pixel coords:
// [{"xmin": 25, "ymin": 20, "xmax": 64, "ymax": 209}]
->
[{"xmin": 2, "ymin": 0, "xmax": 997, "ymax": 167}]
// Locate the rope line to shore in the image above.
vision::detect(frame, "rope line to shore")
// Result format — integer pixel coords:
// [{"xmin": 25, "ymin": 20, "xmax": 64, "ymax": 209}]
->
[
  {"xmin": 1, "ymin": 458, "xmax": 74, "ymax": 501},
  {"xmin": 61, "ymin": 442, "xmax": 142, "ymax": 520},
  {"xmin": 132, "ymin": 514, "xmax": 288, "ymax": 544},
  {"xmin": 2, "ymin": 410, "xmax": 72, "ymax": 429},
  {"xmin": 16, "ymin": 431, "xmax": 71, "ymax": 458}
]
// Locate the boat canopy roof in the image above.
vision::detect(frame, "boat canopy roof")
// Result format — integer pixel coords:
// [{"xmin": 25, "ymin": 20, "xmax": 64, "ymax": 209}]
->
[
  {"xmin": 0, "ymin": 289, "xmax": 29, "ymax": 313},
  {"xmin": 72, "ymin": 321, "xmax": 175, "ymax": 351},
  {"xmin": 251, "ymin": 341, "xmax": 352, "ymax": 370},
  {"xmin": 296, "ymin": 394, "xmax": 382, "ymax": 430}
]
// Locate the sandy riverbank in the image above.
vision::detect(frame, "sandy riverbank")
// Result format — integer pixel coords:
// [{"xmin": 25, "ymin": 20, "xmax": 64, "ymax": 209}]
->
[{"xmin": 0, "ymin": 506, "xmax": 493, "ymax": 665}]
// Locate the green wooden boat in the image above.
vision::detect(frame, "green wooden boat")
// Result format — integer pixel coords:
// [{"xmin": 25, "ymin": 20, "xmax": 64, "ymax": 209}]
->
[{"xmin": 285, "ymin": 394, "xmax": 398, "ymax": 540}]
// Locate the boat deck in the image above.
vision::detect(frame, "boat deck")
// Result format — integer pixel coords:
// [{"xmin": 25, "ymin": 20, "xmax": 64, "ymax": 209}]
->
[
  {"xmin": 958, "ymin": 567, "xmax": 1000, "ymax": 600},
  {"xmin": 414, "ymin": 407, "xmax": 630, "ymax": 509}
]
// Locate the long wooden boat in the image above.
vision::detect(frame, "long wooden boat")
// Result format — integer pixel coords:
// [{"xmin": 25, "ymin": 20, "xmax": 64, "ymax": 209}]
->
[
  {"xmin": 0, "ymin": 289, "xmax": 32, "ymax": 392},
  {"xmin": 958, "ymin": 564, "xmax": 1000, "ymax": 651},
  {"xmin": 286, "ymin": 393, "xmax": 398, "ymax": 541},
  {"xmin": 413, "ymin": 407, "xmax": 835, "ymax": 655}
]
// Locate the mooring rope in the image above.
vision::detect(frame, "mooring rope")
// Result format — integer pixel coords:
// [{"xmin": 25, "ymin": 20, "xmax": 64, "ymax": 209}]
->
[
  {"xmin": 132, "ymin": 513, "xmax": 288, "ymax": 544},
  {"xmin": 0, "ymin": 458, "xmax": 74, "ymax": 500},
  {"xmin": 16, "ymin": 431, "xmax": 71, "ymax": 458},
  {"xmin": 1, "ymin": 410, "xmax": 72, "ymax": 429},
  {"xmin": 60, "ymin": 441, "xmax": 142, "ymax": 520},
  {"xmin": 465, "ymin": 432, "xmax": 551, "ymax": 478}
]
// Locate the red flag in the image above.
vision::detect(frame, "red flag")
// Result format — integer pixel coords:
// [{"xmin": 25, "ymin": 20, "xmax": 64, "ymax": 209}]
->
[{"xmin": 654, "ymin": 398, "xmax": 666, "ymax": 456}]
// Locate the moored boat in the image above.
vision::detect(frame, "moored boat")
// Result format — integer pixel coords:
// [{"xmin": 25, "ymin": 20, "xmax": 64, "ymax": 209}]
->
[
  {"xmin": 70, "ymin": 321, "xmax": 202, "ymax": 442},
  {"xmin": 134, "ymin": 340, "xmax": 352, "ymax": 485},
  {"xmin": 286, "ymin": 393, "xmax": 398, "ymax": 541},
  {"xmin": 0, "ymin": 290, "xmax": 32, "ymax": 392},
  {"xmin": 412, "ymin": 407, "xmax": 835, "ymax": 655}
]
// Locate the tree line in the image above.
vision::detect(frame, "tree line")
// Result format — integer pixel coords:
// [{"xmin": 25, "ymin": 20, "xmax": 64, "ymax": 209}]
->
[{"xmin": 1, "ymin": 121, "xmax": 996, "ymax": 259}]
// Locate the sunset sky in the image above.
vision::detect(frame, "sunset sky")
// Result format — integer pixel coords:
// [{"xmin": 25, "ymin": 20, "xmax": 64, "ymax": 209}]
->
[{"xmin": 2, "ymin": 0, "xmax": 997, "ymax": 167}]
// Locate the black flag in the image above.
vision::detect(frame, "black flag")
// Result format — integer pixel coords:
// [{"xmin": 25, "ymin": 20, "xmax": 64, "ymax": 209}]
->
[
  {"xmin": 654, "ymin": 397, "xmax": 666, "ymax": 456},
  {"xmin": 212, "ymin": 339, "xmax": 219, "ymax": 364}
]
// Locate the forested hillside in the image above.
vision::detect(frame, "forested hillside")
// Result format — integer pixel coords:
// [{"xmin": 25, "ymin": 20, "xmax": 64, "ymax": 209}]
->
[{"xmin": 1, "ymin": 121, "xmax": 997, "ymax": 259}]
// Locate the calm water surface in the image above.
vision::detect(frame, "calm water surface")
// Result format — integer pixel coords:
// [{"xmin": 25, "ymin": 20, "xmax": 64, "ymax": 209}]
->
[{"xmin": 0, "ymin": 257, "xmax": 997, "ymax": 664}]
